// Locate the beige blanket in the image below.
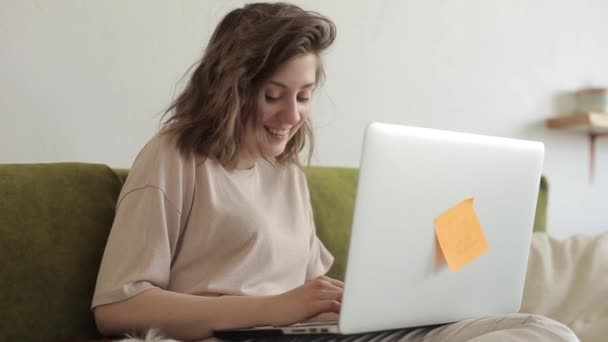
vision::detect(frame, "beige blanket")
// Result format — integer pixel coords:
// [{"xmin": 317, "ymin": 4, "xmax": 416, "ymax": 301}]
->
[{"xmin": 521, "ymin": 232, "xmax": 608, "ymax": 342}]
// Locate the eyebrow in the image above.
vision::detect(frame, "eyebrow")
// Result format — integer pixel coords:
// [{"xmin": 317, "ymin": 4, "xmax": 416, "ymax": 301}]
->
[{"xmin": 268, "ymin": 80, "xmax": 315, "ymax": 89}]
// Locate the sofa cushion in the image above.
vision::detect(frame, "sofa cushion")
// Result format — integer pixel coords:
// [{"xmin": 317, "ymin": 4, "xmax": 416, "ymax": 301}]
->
[
  {"xmin": 0, "ymin": 163, "xmax": 124, "ymax": 340},
  {"xmin": 305, "ymin": 167, "xmax": 359, "ymax": 280},
  {"xmin": 533, "ymin": 176, "xmax": 549, "ymax": 234},
  {"xmin": 521, "ymin": 232, "xmax": 608, "ymax": 342}
]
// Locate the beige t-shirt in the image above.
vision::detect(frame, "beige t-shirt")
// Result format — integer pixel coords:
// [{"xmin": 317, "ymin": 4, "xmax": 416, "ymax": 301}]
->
[{"xmin": 91, "ymin": 131, "xmax": 334, "ymax": 309}]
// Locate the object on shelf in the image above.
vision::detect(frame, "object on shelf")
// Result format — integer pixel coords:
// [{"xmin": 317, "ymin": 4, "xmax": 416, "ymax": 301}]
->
[{"xmin": 576, "ymin": 88, "xmax": 608, "ymax": 113}]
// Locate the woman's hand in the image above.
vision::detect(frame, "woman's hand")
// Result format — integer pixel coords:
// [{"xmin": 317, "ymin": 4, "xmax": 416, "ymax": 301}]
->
[
  {"xmin": 305, "ymin": 312, "xmax": 340, "ymax": 323},
  {"xmin": 265, "ymin": 275, "xmax": 344, "ymax": 327}
]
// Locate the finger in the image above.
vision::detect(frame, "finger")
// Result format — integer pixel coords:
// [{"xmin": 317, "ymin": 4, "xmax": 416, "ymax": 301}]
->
[
  {"xmin": 318, "ymin": 289, "xmax": 343, "ymax": 302},
  {"xmin": 320, "ymin": 275, "xmax": 345, "ymax": 288},
  {"xmin": 314, "ymin": 299, "xmax": 341, "ymax": 314},
  {"xmin": 315, "ymin": 279, "xmax": 343, "ymax": 292},
  {"xmin": 305, "ymin": 312, "xmax": 340, "ymax": 323}
]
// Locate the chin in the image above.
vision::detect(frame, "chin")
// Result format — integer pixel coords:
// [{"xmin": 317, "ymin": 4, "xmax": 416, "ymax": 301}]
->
[
  {"xmin": 266, "ymin": 145, "xmax": 288, "ymax": 158},
  {"xmin": 270, "ymin": 149, "xmax": 287, "ymax": 158}
]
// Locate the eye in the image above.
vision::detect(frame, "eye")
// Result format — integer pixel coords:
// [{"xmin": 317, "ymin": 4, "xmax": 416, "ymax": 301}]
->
[
  {"xmin": 265, "ymin": 95, "xmax": 280, "ymax": 102},
  {"xmin": 297, "ymin": 96, "xmax": 310, "ymax": 103},
  {"xmin": 297, "ymin": 91, "xmax": 312, "ymax": 103}
]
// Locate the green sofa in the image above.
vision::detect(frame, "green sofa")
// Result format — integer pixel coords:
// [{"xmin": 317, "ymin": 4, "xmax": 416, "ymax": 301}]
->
[{"xmin": 0, "ymin": 163, "xmax": 548, "ymax": 341}]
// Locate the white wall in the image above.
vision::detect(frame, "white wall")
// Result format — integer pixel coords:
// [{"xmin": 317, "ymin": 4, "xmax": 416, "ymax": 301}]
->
[{"xmin": 2, "ymin": 0, "xmax": 608, "ymax": 237}]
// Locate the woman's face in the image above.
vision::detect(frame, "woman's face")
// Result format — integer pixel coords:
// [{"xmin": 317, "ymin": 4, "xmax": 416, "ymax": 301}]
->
[{"xmin": 245, "ymin": 53, "xmax": 317, "ymax": 163}]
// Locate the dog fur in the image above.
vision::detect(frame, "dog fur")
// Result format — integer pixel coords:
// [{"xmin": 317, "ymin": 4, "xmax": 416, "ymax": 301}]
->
[{"xmin": 115, "ymin": 329, "xmax": 181, "ymax": 342}]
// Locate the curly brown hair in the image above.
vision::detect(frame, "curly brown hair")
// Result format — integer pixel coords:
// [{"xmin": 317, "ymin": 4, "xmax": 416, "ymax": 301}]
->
[{"xmin": 161, "ymin": 2, "xmax": 336, "ymax": 168}]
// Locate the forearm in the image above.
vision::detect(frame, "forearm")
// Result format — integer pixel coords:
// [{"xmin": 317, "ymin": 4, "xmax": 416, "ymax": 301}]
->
[{"xmin": 94, "ymin": 288, "xmax": 272, "ymax": 341}]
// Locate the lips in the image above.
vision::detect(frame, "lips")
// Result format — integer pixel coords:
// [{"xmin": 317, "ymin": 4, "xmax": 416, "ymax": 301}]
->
[{"xmin": 265, "ymin": 126, "xmax": 289, "ymax": 137}]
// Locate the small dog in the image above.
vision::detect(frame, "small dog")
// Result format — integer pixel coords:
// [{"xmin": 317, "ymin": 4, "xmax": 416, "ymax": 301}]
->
[{"xmin": 116, "ymin": 329, "xmax": 181, "ymax": 342}]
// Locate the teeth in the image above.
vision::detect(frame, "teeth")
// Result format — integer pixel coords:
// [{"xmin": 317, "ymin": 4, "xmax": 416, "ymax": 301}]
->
[{"xmin": 266, "ymin": 127, "xmax": 289, "ymax": 136}]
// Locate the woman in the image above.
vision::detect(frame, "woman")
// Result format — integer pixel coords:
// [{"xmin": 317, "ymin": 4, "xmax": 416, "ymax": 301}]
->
[{"xmin": 92, "ymin": 2, "xmax": 578, "ymax": 341}]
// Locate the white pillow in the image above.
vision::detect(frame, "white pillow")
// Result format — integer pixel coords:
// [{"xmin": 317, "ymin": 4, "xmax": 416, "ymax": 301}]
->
[{"xmin": 521, "ymin": 232, "xmax": 608, "ymax": 342}]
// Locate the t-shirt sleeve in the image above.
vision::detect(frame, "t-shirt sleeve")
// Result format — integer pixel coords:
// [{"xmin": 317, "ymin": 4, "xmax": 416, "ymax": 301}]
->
[
  {"xmin": 91, "ymin": 187, "xmax": 181, "ymax": 309},
  {"xmin": 303, "ymin": 175, "xmax": 334, "ymax": 280},
  {"xmin": 306, "ymin": 224, "xmax": 335, "ymax": 280},
  {"xmin": 91, "ymin": 132, "xmax": 195, "ymax": 309}
]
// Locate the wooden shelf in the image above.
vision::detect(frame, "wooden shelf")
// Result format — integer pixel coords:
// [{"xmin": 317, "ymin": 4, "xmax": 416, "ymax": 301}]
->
[
  {"xmin": 546, "ymin": 112, "xmax": 608, "ymax": 134},
  {"xmin": 546, "ymin": 112, "xmax": 608, "ymax": 183}
]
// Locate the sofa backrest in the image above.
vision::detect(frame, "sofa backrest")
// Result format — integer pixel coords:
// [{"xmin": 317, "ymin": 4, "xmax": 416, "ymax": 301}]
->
[
  {"xmin": 115, "ymin": 167, "xmax": 548, "ymax": 279},
  {"xmin": 0, "ymin": 163, "xmax": 123, "ymax": 340},
  {"xmin": 0, "ymin": 163, "xmax": 547, "ymax": 340}
]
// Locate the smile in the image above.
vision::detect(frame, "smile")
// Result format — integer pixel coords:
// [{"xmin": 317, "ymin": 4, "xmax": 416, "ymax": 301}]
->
[{"xmin": 265, "ymin": 126, "xmax": 289, "ymax": 137}]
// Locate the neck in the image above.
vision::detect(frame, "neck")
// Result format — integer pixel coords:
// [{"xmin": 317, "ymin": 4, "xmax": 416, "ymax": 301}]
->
[{"xmin": 236, "ymin": 149, "xmax": 257, "ymax": 170}]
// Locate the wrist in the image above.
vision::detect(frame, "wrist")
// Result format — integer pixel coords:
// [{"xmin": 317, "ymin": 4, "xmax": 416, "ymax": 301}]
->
[{"xmin": 260, "ymin": 294, "xmax": 280, "ymax": 326}]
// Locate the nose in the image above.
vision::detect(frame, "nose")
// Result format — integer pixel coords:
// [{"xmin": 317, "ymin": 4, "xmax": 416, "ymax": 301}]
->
[{"xmin": 281, "ymin": 97, "xmax": 300, "ymax": 125}]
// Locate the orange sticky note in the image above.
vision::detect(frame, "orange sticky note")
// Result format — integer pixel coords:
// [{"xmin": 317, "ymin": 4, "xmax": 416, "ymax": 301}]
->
[{"xmin": 434, "ymin": 198, "xmax": 489, "ymax": 272}]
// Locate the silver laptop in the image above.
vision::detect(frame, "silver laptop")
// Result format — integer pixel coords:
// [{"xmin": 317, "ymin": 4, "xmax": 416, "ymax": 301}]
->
[{"xmin": 214, "ymin": 122, "xmax": 545, "ymax": 339}]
